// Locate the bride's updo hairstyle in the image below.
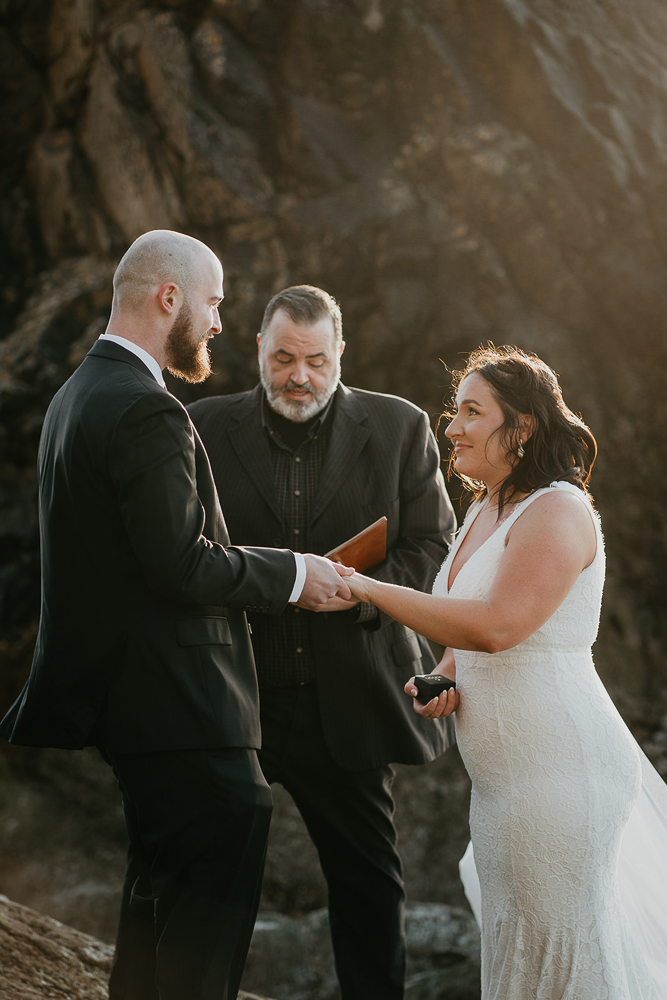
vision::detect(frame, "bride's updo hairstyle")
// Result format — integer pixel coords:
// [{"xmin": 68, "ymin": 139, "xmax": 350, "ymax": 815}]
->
[{"xmin": 444, "ymin": 345, "xmax": 597, "ymax": 514}]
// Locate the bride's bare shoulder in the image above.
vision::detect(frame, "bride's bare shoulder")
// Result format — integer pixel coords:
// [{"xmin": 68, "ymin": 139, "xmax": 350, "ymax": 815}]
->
[
  {"xmin": 509, "ymin": 487, "xmax": 597, "ymax": 548},
  {"xmin": 529, "ymin": 486, "xmax": 593, "ymax": 517}
]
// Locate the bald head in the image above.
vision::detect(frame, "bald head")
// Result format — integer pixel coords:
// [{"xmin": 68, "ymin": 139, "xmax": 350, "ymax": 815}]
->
[
  {"xmin": 113, "ymin": 230, "xmax": 219, "ymax": 312},
  {"xmin": 104, "ymin": 229, "xmax": 224, "ymax": 380}
]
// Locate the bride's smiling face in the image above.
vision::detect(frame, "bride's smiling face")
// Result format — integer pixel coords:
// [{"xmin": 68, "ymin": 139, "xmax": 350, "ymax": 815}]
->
[{"xmin": 445, "ymin": 373, "xmax": 515, "ymax": 489}]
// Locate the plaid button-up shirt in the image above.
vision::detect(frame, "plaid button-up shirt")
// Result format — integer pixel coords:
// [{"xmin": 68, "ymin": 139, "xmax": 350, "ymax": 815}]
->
[{"xmin": 256, "ymin": 393, "xmax": 334, "ymax": 687}]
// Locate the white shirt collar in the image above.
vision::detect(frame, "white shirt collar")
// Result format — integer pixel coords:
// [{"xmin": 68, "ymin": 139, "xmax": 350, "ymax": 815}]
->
[{"xmin": 98, "ymin": 333, "xmax": 166, "ymax": 388}]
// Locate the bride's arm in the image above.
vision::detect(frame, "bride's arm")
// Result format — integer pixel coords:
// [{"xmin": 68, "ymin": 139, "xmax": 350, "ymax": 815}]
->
[{"xmin": 347, "ymin": 491, "xmax": 597, "ymax": 652}]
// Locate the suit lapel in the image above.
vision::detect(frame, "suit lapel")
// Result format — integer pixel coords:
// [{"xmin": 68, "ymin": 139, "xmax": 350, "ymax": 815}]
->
[
  {"xmin": 310, "ymin": 387, "xmax": 370, "ymax": 526},
  {"xmin": 228, "ymin": 388, "xmax": 284, "ymax": 525}
]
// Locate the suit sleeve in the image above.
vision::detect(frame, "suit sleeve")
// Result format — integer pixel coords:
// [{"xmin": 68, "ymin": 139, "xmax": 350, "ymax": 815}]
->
[
  {"xmin": 107, "ymin": 389, "xmax": 296, "ymax": 611},
  {"xmin": 358, "ymin": 409, "xmax": 455, "ymax": 622}
]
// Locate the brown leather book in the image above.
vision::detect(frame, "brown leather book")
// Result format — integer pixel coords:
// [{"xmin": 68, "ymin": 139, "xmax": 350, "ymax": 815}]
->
[{"xmin": 324, "ymin": 516, "xmax": 388, "ymax": 571}]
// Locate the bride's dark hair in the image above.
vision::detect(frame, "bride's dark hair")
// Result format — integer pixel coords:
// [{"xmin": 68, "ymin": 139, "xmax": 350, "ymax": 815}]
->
[{"xmin": 441, "ymin": 345, "xmax": 597, "ymax": 515}]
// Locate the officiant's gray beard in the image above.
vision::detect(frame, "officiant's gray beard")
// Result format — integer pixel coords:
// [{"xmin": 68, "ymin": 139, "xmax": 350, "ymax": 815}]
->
[{"xmin": 259, "ymin": 355, "xmax": 341, "ymax": 423}]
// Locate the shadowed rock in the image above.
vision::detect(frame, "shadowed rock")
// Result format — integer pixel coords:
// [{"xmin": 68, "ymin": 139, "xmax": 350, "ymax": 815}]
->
[
  {"xmin": 0, "ymin": 894, "xmax": 112, "ymax": 1000},
  {"xmin": 241, "ymin": 901, "xmax": 480, "ymax": 1000},
  {"xmin": 3, "ymin": 0, "xmax": 667, "ymax": 720},
  {"xmin": 0, "ymin": 894, "xmax": 273, "ymax": 1000}
]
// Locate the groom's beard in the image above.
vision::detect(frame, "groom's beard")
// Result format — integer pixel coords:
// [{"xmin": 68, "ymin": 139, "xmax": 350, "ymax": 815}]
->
[{"xmin": 165, "ymin": 301, "xmax": 213, "ymax": 384}]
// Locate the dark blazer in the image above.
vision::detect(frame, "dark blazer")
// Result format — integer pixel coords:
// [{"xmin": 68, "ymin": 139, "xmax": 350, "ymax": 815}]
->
[
  {"xmin": 0, "ymin": 340, "xmax": 296, "ymax": 753},
  {"xmin": 188, "ymin": 384, "xmax": 456, "ymax": 771}
]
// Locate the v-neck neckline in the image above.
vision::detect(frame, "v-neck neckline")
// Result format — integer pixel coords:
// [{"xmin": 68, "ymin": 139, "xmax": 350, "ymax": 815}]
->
[
  {"xmin": 447, "ymin": 495, "xmax": 525, "ymax": 594},
  {"xmin": 445, "ymin": 482, "xmax": 596, "ymax": 594}
]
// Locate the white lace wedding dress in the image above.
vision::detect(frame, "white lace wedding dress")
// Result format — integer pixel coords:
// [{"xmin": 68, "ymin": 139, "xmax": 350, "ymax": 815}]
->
[{"xmin": 432, "ymin": 481, "xmax": 667, "ymax": 999}]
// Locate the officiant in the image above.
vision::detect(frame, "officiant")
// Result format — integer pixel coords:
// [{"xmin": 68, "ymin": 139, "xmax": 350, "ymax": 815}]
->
[{"xmin": 187, "ymin": 284, "xmax": 455, "ymax": 1000}]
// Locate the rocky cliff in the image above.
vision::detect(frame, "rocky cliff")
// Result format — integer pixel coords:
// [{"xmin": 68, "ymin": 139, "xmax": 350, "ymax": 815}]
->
[
  {"xmin": 0, "ymin": 892, "xmax": 479, "ymax": 1000},
  {"xmin": 2, "ymin": 0, "xmax": 667, "ymax": 984},
  {"xmin": 0, "ymin": 893, "xmax": 271, "ymax": 1000}
]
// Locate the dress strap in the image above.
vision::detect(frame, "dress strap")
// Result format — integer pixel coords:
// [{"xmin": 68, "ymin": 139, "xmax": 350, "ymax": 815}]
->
[
  {"xmin": 500, "ymin": 481, "xmax": 597, "ymax": 536},
  {"xmin": 497, "ymin": 485, "xmax": 553, "ymax": 533},
  {"xmin": 501, "ymin": 483, "xmax": 603, "ymax": 574}
]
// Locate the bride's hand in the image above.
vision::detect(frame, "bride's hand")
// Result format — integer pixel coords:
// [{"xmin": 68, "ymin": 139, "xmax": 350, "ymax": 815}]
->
[
  {"xmin": 404, "ymin": 677, "xmax": 460, "ymax": 718},
  {"xmin": 404, "ymin": 649, "xmax": 459, "ymax": 718},
  {"xmin": 346, "ymin": 572, "xmax": 374, "ymax": 603}
]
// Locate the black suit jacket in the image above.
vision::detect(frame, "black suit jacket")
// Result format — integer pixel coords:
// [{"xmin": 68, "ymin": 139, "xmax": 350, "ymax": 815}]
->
[
  {"xmin": 188, "ymin": 384, "xmax": 456, "ymax": 770},
  {"xmin": 0, "ymin": 341, "xmax": 296, "ymax": 753}
]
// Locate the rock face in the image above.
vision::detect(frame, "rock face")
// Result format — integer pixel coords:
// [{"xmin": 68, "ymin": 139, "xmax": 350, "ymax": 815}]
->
[
  {"xmin": 0, "ymin": 892, "xmax": 474, "ymax": 1000},
  {"xmin": 0, "ymin": 893, "xmax": 113, "ymax": 1000},
  {"xmin": 3, "ymin": 0, "xmax": 667, "ymax": 720},
  {"xmin": 2, "ymin": 0, "xmax": 667, "ymax": 989},
  {"xmin": 0, "ymin": 902, "xmax": 271, "ymax": 1000},
  {"xmin": 242, "ymin": 902, "xmax": 480, "ymax": 1000}
]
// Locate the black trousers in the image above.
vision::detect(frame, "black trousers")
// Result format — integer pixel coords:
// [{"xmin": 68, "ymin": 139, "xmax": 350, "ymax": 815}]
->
[
  {"xmin": 104, "ymin": 746, "xmax": 273, "ymax": 1000},
  {"xmin": 258, "ymin": 684, "xmax": 406, "ymax": 1000}
]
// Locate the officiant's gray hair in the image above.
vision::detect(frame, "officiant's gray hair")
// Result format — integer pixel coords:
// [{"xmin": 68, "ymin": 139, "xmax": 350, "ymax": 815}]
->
[{"xmin": 259, "ymin": 285, "xmax": 343, "ymax": 346}]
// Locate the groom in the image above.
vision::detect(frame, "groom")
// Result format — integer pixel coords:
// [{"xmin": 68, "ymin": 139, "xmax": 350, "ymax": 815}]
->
[{"xmin": 0, "ymin": 231, "xmax": 353, "ymax": 1000}]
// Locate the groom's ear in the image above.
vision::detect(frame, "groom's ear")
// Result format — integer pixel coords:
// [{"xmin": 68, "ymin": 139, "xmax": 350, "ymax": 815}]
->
[{"xmin": 157, "ymin": 281, "xmax": 183, "ymax": 316}]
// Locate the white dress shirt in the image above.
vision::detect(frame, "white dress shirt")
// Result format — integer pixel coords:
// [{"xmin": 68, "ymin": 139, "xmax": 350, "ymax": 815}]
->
[
  {"xmin": 97, "ymin": 333, "xmax": 305, "ymax": 601},
  {"xmin": 289, "ymin": 554, "xmax": 307, "ymax": 604},
  {"xmin": 98, "ymin": 333, "xmax": 166, "ymax": 387}
]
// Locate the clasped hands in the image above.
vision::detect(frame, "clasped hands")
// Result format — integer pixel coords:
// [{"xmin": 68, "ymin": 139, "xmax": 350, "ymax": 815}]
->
[{"xmin": 293, "ymin": 559, "xmax": 373, "ymax": 613}]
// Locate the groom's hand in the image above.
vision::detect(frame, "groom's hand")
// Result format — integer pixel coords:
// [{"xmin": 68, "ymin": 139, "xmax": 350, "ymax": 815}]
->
[
  {"xmin": 295, "ymin": 554, "xmax": 354, "ymax": 610},
  {"xmin": 313, "ymin": 595, "xmax": 361, "ymax": 613},
  {"xmin": 404, "ymin": 676, "xmax": 460, "ymax": 718}
]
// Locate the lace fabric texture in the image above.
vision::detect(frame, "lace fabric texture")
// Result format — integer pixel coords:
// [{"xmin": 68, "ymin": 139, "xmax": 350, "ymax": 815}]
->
[{"xmin": 433, "ymin": 482, "xmax": 664, "ymax": 999}]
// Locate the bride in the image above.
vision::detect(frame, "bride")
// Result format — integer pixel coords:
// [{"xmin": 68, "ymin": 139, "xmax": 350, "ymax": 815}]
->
[{"xmin": 344, "ymin": 346, "xmax": 667, "ymax": 999}]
